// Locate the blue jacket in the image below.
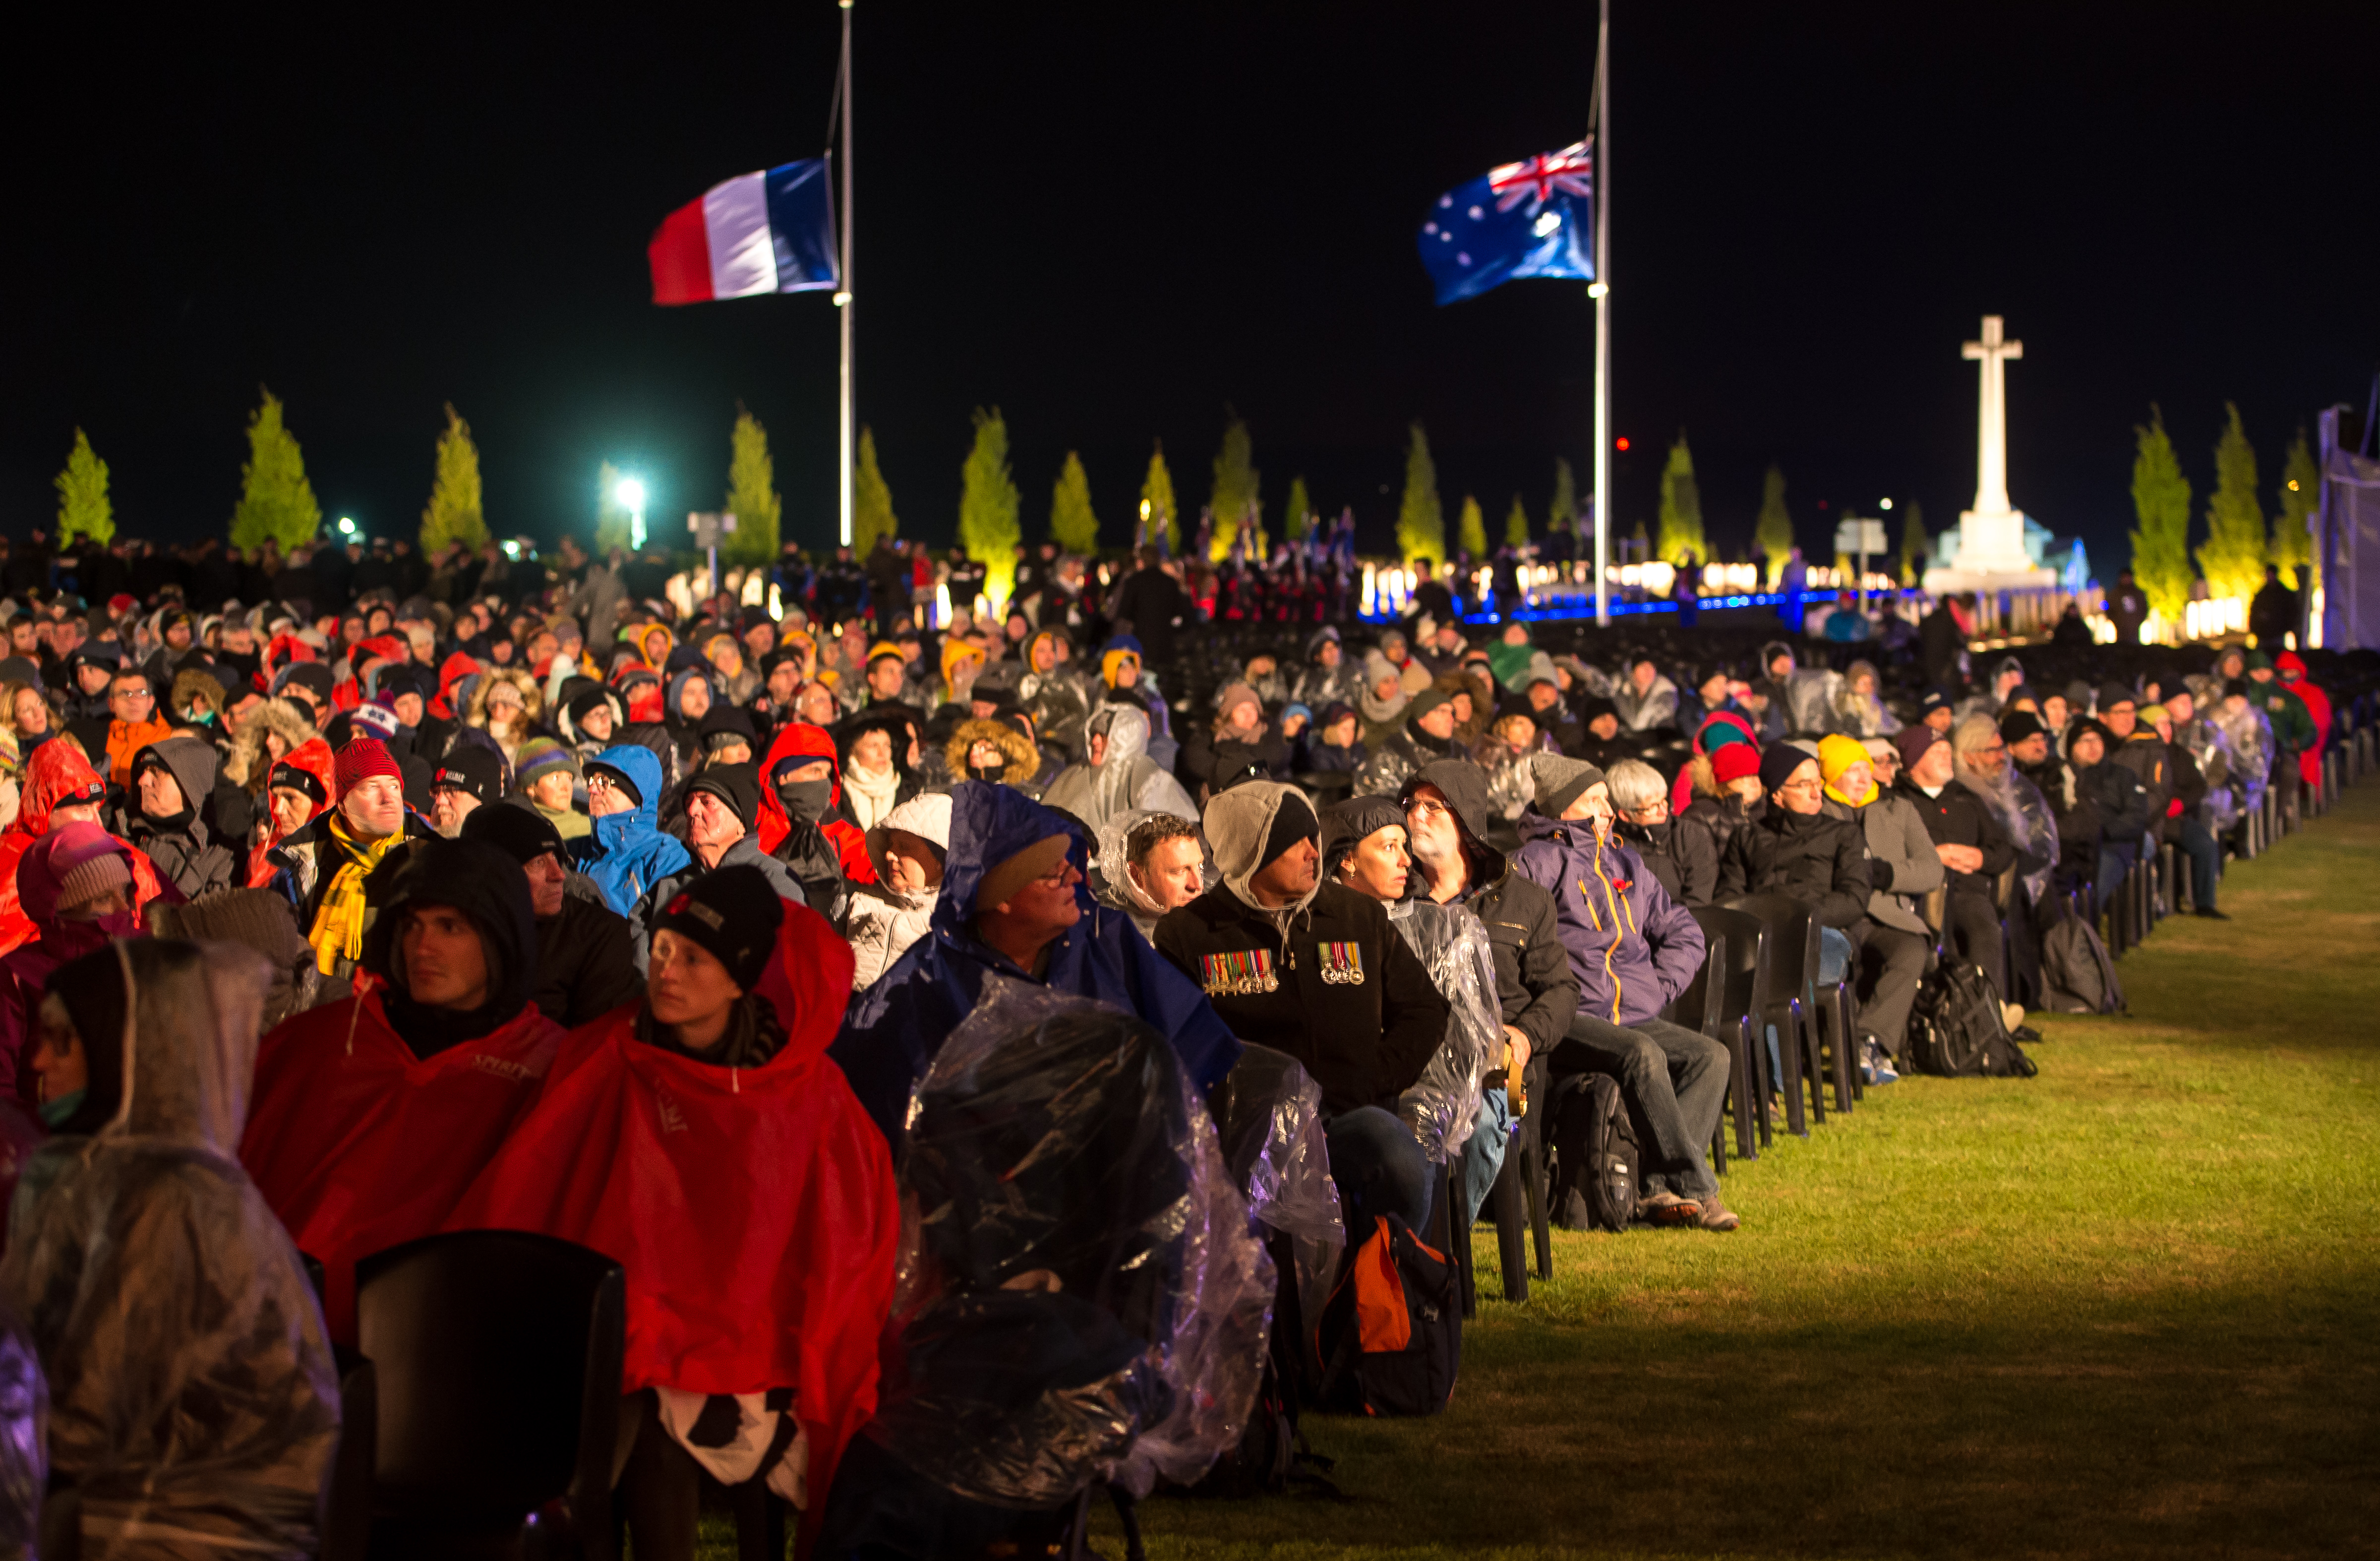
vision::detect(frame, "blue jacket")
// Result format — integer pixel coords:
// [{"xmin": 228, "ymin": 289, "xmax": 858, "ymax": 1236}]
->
[
  {"xmin": 583, "ymin": 745, "xmax": 692, "ymax": 917},
  {"xmin": 1508, "ymin": 812, "xmax": 1706, "ymax": 1028},
  {"xmin": 832, "ymin": 781, "xmax": 1240, "ymax": 1141}
]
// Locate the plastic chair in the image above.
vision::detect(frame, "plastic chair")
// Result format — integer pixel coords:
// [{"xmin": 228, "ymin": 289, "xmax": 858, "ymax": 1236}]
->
[
  {"xmin": 324, "ymin": 1231, "xmax": 626, "ymax": 1561},
  {"xmin": 1720, "ymin": 894, "xmax": 1829, "ymax": 1135},
  {"xmin": 1663, "ymin": 929, "xmax": 1729, "ymax": 1174},
  {"xmin": 1691, "ymin": 905, "xmax": 1772, "ymax": 1158},
  {"xmin": 1483, "ymin": 1055, "xmax": 1551, "ymax": 1302}
]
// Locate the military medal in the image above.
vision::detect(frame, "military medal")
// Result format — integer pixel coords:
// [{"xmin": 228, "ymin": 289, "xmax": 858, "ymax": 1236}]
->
[
  {"xmin": 1199, "ymin": 948, "xmax": 1278, "ymax": 996},
  {"xmin": 1316, "ymin": 941, "xmax": 1366, "ymax": 986}
]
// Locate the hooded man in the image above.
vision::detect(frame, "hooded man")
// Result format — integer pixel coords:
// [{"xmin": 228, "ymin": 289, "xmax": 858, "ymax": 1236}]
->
[
  {"xmin": 464, "ymin": 802, "xmax": 644, "ymax": 1026},
  {"xmin": 447, "ymin": 870, "xmax": 896, "ymax": 1560},
  {"xmin": 1154, "ymin": 781, "xmax": 1448, "ymax": 1235},
  {"xmin": 0, "ymin": 741, "xmax": 170, "ymax": 960},
  {"xmin": 1350, "ymin": 684, "xmax": 1465, "ymax": 801},
  {"xmin": 584, "ymin": 743, "xmax": 693, "ymax": 919},
  {"xmin": 1509, "ymin": 755, "xmax": 1733, "ymax": 1231},
  {"xmin": 757, "ymin": 722, "xmax": 875, "ymax": 920},
  {"xmin": 1038, "ymin": 704, "xmax": 1197, "ymax": 838},
  {"xmin": 836, "ymin": 781, "xmax": 1239, "ymax": 1143},
  {"xmin": 4, "ymin": 940, "xmax": 341, "ymax": 1558},
  {"xmin": 628, "ymin": 762, "xmax": 802, "ymax": 971},
  {"xmin": 122, "ymin": 734, "xmax": 238, "ymax": 900},
  {"xmin": 241, "ymin": 837, "xmax": 566, "ymax": 1345}
]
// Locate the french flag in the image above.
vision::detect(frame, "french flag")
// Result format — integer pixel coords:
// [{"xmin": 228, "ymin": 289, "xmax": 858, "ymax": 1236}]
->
[{"xmin": 647, "ymin": 159, "xmax": 839, "ymax": 306}]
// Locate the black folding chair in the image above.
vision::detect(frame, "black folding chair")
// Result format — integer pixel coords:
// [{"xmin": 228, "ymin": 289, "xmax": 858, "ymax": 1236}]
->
[
  {"xmin": 1483, "ymin": 1054, "xmax": 1551, "ymax": 1302},
  {"xmin": 325, "ymin": 1231, "xmax": 626, "ymax": 1561},
  {"xmin": 1722, "ymin": 894, "xmax": 1840, "ymax": 1134},
  {"xmin": 1687, "ymin": 904, "xmax": 1770, "ymax": 1160}
]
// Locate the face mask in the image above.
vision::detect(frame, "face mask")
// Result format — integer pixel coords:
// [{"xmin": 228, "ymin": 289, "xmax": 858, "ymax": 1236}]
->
[
  {"xmin": 38, "ymin": 1089, "xmax": 85, "ymax": 1129},
  {"xmin": 777, "ymin": 778, "xmax": 833, "ymax": 824},
  {"xmin": 966, "ymin": 758, "xmax": 1007, "ymax": 782}
]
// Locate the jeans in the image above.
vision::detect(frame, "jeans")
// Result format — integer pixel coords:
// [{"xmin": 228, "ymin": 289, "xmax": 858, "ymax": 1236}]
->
[
  {"xmin": 2174, "ymin": 816, "xmax": 2221, "ymax": 909},
  {"xmin": 2094, "ymin": 841, "xmax": 2139, "ymax": 913},
  {"xmin": 1551, "ymin": 1015, "xmax": 1728, "ymax": 1200},
  {"xmin": 1324, "ymin": 1105, "xmax": 1435, "ymax": 1239},
  {"xmin": 1453, "ymin": 1087, "xmax": 1511, "ymax": 1228}
]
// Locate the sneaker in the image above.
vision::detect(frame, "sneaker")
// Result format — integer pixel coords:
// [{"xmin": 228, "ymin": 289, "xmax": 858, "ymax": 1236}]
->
[
  {"xmin": 2001, "ymin": 1001, "xmax": 2027, "ymax": 1032},
  {"xmin": 1861, "ymin": 1035, "xmax": 1900, "ymax": 1085},
  {"xmin": 1695, "ymin": 1189, "xmax": 1741, "ymax": 1232},
  {"xmin": 1641, "ymin": 1189, "xmax": 1702, "ymax": 1226},
  {"xmin": 2194, "ymin": 906, "xmax": 2230, "ymax": 920}
]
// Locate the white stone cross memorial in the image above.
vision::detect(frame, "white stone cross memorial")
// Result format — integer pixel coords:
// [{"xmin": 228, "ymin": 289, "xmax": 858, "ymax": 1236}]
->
[{"xmin": 1932, "ymin": 313, "xmax": 2053, "ymax": 587}]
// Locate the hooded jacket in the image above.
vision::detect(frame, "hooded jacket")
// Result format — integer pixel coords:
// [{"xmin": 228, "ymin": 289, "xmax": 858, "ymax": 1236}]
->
[
  {"xmin": 758, "ymin": 723, "xmax": 876, "ymax": 887},
  {"xmin": 240, "ymin": 837, "xmax": 566, "ymax": 1345},
  {"xmin": 123, "ymin": 733, "xmax": 238, "ymax": 900},
  {"xmin": 584, "ymin": 743, "xmax": 693, "ymax": 917},
  {"xmin": 0, "ymin": 740, "xmax": 170, "ymax": 960},
  {"xmin": 834, "ymin": 781, "xmax": 1240, "ymax": 1141},
  {"xmin": 3, "ymin": 940, "xmax": 341, "ymax": 1557},
  {"xmin": 1714, "ymin": 798, "xmax": 1871, "ymax": 930},
  {"xmin": 2273, "ymin": 652, "xmax": 2330, "ymax": 787},
  {"xmin": 448, "ymin": 901, "xmax": 895, "ymax": 1549},
  {"xmin": 1401, "ymin": 761, "xmax": 1578, "ymax": 1053},
  {"xmin": 248, "ymin": 735, "xmax": 337, "ymax": 889},
  {"xmin": 1510, "ymin": 812, "xmax": 1706, "ymax": 1027},
  {"xmin": 1153, "ymin": 782, "xmax": 1445, "ymax": 1116}
]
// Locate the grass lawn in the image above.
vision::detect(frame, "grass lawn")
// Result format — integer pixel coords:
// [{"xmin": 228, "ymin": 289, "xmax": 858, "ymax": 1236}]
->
[{"xmin": 1099, "ymin": 781, "xmax": 2380, "ymax": 1561}]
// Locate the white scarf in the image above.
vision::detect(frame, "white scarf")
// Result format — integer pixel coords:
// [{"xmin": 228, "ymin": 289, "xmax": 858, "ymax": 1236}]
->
[{"xmin": 841, "ymin": 761, "xmax": 902, "ymax": 833}]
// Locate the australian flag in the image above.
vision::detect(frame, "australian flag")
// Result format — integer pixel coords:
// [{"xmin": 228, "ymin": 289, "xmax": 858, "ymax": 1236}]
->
[{"xmin": 1418, "ymin": 138, "xmax": 1594, "ymax": 305}]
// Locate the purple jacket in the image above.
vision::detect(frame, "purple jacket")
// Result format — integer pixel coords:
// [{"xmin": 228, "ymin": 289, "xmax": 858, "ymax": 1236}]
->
[{"xmin": 1509, "ymin": 812, "xmax": 1706, "ymax": 1027}]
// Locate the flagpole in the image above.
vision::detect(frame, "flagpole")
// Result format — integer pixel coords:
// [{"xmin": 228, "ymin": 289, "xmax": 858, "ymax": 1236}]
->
[
  {"xmin": 835, "ymin": 0, "xmax": 856, "ymax": 548},
  {"xmin": 1590, "ymin": 0, "xmax": 1611, "ymax": 626}
]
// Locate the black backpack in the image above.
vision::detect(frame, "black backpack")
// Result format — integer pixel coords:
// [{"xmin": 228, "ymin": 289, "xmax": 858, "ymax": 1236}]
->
[
  {"xmin": 1550, "ymin": 1073, "xmax": 1640, "ymax": 1232},
  {"xmin": 1312, "ymin": 1215, "xmax": 1461, "ymax": 1417},
  {"xmin": 2040, "ymin": 912, "xmax": 2125, "ymax": 1014},
  {"xmin": 1909, "ymin": 961, "xmax": 2038, "ymax": 1078}
]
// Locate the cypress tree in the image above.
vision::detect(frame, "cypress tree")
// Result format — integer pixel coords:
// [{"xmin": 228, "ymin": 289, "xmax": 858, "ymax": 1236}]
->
[
  {"xmin": 595, "ymin": 461, "xmax": 633, "ymax": 555},
  {"xmin": 1396, "ymin": 422, "xmax": 1444, "ymax": 564},
  {"xmin": 1898, "ymin": 500, "xmax": 1931, "ymax": 584},
  {"xmin": 1752, "ymin": 464, "xmax": 1795, "ymax": 580},
  {"xmin": 419, "ymin": 404, "xmax": 489, "ymax": 553},
  {"xmin": 2128, "ymin": 405, "xmax": 2194, "ymax": 621},
  {"xmin": 1206, "ymin": 415, "xmax": 1259, "ymax": 560},
  {"xmin": 723, "ymin": 408, "xmax": 782, "ymax": 568},
  {"xmin": 959, "ymin": 407, "xmax": 1021, "ymax": 604},
  {"xmin": 1458, "ymin": 495, "xmax": 1488, "ymax": 558},
  {"xmin": 229, "ymin": 389, "xmax": 322, "ymax": 552},
  {"xmin": 1285, "ymin": 476, "xmax": 1313, "ymax": 540},
  {"xmin": 2270, "ymin": 424, "xmax": 2318, "ymax": 590},
  {"xmin": 1550, "ymin": 457, "xmax": 1578, "ymax": 538},
  {"xmin": 55, "ymin": 429, "xmax": 115, "ymax": 545},
  {"xmin": 1656, "ymin": 433, "xmax": 1707, "ymax": 564},
  {"xmin": 1138, "ymin": 441, "xmax": 1180, "ymax": 553},
  {"xmin": 1050, "ymin": 450, "xmax": 1098, "ymax": 553},
  {"xmin": 2196, "ymin": 402, "xmax": 2265, "ymax": 604},
  {"xmin": 1504, "ymin": 495, "xmax": 1530, "ymax": 548},
  {"xmin": 855, "ymin": 425, "xmax": 898, "ymax": 555}
]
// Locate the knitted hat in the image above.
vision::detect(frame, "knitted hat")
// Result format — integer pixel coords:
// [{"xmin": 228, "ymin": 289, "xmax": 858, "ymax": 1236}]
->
[
  {"xmin": 1530, "ymin": 754, "xmax": 1606, "ymax": 818},
  {"xmin": 584, "ymin": 759, "xmax": 642, "ymax": 808},
  {"xmin": 1213, "ymin": 682, "xmax": 1262, "ymax": 726},
  {"xmin": 698, "ymin": 705, "xmax": 758, "ymax": 752},
  {"xmin": 2137, "ymin": 703, "xmax": 2169, "ymax": 725},
  {"xmin": 2097, "ymin": 682, "xmax": 2137, "ymax": 714},
  {"xmin": 654, "ymin": 863, "xmax": 786, "ymax": 991},
  {"xmin": 685, "ymin": 762, "xmax": 761, "ymax": 829},
  {"xmin": 1999, "ymin": 710, "xmax": 2047, "ymax": 746},
  {"xmin": 272, "ymin": 661, "xmax": 337, "ymax": 705},
  {"xmin": 462, "ymin": 800, "xmax": 566, "ymax": 867},
  {"xmin": 1712, "ymin": 745, "xmax": 1761, "ymax": 786},
  {"xmin": 1404, "ymin": 686, "xmax": 1453, "ymax": 727},
  {"xmin": 513, "ymin": 736, "xmax": 579, "ymax": 790},
  {"xmin": 1320, "ymin": 794, "xmax": 1406, "ymax": 873},
  {"xmin": 53, "ymin": 830, "xmax": 133, "ymax": 914},
  {"xmin": 1817, "ymin": 734, "xmax": 1872, "ymax": 790},
  {"xmin": 349, "ymin": 697, "xmax": 400, "ymax": 740},
  {"xmin": 1893, "ymin": 725, "xmax": 1948, "ymax": 772},
  {"xmin": 431, "ymin": 745, "xmax": 504, "ymax": 805},
  {"xmin": 269, "ymin": 757, "xmax": 329, "ymax": 808},
  {"xmin": 1758, "ymin": 741, "xmax": 1816, "ymax": 795},
  {"xmin": 1257, "ymin": 790, "xmax": 1320, "ymax": 870},
  {"xmin": 334, "ymin": 739, "xmax": 403, "ymax": 800}
]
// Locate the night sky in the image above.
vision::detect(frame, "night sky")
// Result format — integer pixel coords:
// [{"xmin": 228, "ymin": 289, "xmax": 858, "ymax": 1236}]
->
[{"xmin": 6, "ymin": 3, "xmax": 2376, "ymax": 578}]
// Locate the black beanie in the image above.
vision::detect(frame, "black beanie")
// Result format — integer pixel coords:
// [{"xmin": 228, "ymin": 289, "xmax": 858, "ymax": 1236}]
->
[
  {"xmin": 1758, "ymin": 741, "xmax": 1814, "ymax": 795},
  {"xmin": 1999, "ymin": 710, "xmax": 2046, "ymax": 747},
  {"xmin": 462, "ymin": 800, "xmax": 566, "ymax": 867},
  {"xmin": 686, "ymin": 761, "xmax": 762, "ymax": 829},
  {"xmin": 1404, "ymin": 687, "xmax": 1452, "ymax": 728},
  {"xmin": 432, "ymin": 745, "xmax": 505, "ymax": 806},
  {"xmin": 655, "ymin": 863, "xmax": 785, "ymax": 990},
  {"xmin": 1258, "ymin": 790, "xmax": 1319, "ymax": 871}
]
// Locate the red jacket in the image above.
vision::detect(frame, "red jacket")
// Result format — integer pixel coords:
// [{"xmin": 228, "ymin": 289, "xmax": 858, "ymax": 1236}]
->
[
  {"xmin": 756, "ymin": 723, "xmax": 876, "ymax": 884},
  {"xmin": 246, "ymin": 736, "xmax": 337, "ymax": 887},
  {"xmin": 2274, "ymin": 652, "xmax": 2331, "ymax": 788},
  {"xmin": 0, "ymin": 742, "xmax": 170, "ymax": 959},
  {"xmin": 446, "ymin": 904, "xmax": 896, "ymax": 1531},
  {"xmin": 238, "ymin": 983, "xmax": 565, "ymax": 1344}
]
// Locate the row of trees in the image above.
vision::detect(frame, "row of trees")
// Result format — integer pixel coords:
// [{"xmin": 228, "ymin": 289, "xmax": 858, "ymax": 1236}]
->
[{"xmin": 2128, "ymin": 405, "xmax": 2318, "ymax": 618}]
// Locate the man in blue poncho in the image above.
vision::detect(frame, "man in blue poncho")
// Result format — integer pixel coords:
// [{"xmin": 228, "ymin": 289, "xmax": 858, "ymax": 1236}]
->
[
  {"xmin": 833, "ymin": 780, "xmax": 1240, "ymax": 1141},
  {"xmin": 581, "ymin": 744, "xmax": 691, "ymax": 918}
]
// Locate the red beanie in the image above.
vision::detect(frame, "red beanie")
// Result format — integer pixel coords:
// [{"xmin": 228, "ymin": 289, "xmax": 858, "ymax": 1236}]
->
[
  {"xmin": 334, "ymin": 739, "xmax": 403, "ymax": 799},
  {"xmin": 1712, "ymin": 745, "xmax": 1761, "ymax": 786}
]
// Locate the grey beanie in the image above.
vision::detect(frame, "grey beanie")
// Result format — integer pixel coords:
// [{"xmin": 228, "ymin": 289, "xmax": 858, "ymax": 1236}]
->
[{"xmin": 1530, "ymin": 754, "xmax": 1606, "ymax": 818}]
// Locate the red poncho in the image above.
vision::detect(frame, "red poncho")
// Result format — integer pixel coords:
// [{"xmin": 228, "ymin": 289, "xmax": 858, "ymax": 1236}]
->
[
  {"xmin": 447, "ymin": 902, "xmax": 897, "ymax": 1525},
  {"xmin": 238, "ymin": 984, "xmax": 565, "ymax": 1343}
]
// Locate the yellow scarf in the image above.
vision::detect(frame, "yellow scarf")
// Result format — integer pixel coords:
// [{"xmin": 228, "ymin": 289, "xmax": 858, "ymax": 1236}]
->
[{"xmin": 309, "ymin": 811, "xmax": 404, "ymax": 975}]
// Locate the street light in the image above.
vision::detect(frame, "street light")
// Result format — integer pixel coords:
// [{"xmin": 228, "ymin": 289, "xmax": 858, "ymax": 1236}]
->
[
  {"xmin": 615, "ymin": 478, "xmax": 648, "ymax": 551},
  {"xmin": 337, "ymin": 516, "xmax": 357, "ymax": 536},
  {"xmin": 1879, "ymin": 497, "xmax": 1894, "ymax": 511}
]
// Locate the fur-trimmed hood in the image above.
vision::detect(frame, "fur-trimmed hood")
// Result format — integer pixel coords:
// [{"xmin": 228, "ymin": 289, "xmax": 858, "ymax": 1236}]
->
[
  {"xmin": 943, "ymin": 718, "xmax": 1039, "ymax": 784},
  {"xmin": 222, "ymin": 698, "xmax": 322, "ymax": 790},
  {"xmin": 466, "ymin": 665, "xmax": 544, "ymax": 736}
]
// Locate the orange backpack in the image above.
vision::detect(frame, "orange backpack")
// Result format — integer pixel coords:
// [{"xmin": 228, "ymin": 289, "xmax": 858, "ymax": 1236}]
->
[{"xmin": 1311, "ymin": 1214, "xmax": 1461, "ymax": 1416}]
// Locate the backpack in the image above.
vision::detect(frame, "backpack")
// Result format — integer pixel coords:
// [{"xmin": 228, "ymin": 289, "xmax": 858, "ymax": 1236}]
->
[
  {"xmin": 1312, "ymin": 1215, "xmax": 1461, "ymax": 1417},
  {"xmin": 1181, "ymin": 1235, "xmax": 1339, "ymax": 1499},
  {"xmin": 1909, "ymin": 961, "xmax": 2038, "ymax": 1078},
  {"xmin": 1550, "ymin": 1073, "xmax": 1640, "ymax": 1232},
  {"xmin": 2040, "ymin": 911, "xmax": 2125, "ymax": 1014}
]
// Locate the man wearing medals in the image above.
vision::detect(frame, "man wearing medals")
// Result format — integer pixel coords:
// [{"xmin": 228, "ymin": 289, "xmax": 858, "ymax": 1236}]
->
[{"xmin": 1154, "ymin": 781, "xmax": 1450, "ymax": 1235}]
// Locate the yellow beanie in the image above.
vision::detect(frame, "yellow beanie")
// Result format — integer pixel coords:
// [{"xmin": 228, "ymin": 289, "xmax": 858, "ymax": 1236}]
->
[{"xmin": 1818, "ymin": 733, "xmax": 1875, "ymax": 806}]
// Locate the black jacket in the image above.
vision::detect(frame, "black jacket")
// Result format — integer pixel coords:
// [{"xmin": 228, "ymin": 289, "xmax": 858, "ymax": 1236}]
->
[
  {"xmin": 1111, "ymin": 568, "xmax": 1192, "ymax": 663},
  {"xmin": 1617, "ymin": 815, "xmax": 1719, "ymax": 907},
  {"xmin": 533, "ymin": 890, "xmax": 645, "ymax": 1027},
  {"xmin": 1893, "ymin": 775, "xmax": 2016, "ymax": 899},
  {"xmin": 1715, "ymin": 802, "xmax": 1870, "ymax": 929},
  {"xmin": 2112, "ymin": 731, "xmax": 2173, "ymax": 824},
  {"xmin": 1403, "ymin": 758, "xmax": 1578, "ymax": 1053},
  {"xmin": 1155, "ymin": 881, "xmax": 1448, "ymax": 1118}
]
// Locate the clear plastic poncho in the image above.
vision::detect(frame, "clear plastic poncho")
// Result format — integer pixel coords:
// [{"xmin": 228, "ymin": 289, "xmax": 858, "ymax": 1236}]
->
[
  {"xmin": 1207, "ymin": 1044, "xmax": 1346, "ymax": 1330},
  {"xmin": 1957, "ymin": 765, "xmax": 2061, "ymax": 908},
  {"xmin": 868, "ymin": 978, "xmax": 1271, "ymax": 1506},
  {"xmin": 1090, "ymin": 808, "xmax": 1217, "ymax": 935},
  {"xmin": 0, "ymin": 940, "xmax": 340, "ymax": 1560},
  {"xmin": 1384, "ymin": 899, "xmax": 1497, "ymax": 1164},
  {"xmin": 0, "ymin": 1301, "xmax": 42, "ymax": 1561}
]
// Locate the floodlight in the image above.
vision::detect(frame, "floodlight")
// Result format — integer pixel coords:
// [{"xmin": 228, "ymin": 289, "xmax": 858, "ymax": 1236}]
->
[{"xmin": 616, "ymin": 478, "xmax": 647, "ymax": 510}]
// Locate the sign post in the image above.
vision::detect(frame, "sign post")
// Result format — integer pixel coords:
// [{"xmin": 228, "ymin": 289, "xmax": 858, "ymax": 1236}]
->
[
  {"xmin": 689, "ymin": 512, "xmax": 740, "ymax": 601},
  {"xmin": 1835, "ymin": 516, "xmax": 1889, "ymax": 600}
]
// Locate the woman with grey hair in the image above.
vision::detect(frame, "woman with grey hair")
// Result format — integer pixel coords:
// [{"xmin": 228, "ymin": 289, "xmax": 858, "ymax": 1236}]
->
[{"xmin": 1607, "ymin": 758, "xmax": 1717, "ymax": 905}]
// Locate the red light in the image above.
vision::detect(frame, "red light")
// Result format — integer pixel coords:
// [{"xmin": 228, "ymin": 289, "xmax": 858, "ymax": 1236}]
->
[{"xmin": 1614, "ymin": 436, "xmax": 1631, "ymax": 452}]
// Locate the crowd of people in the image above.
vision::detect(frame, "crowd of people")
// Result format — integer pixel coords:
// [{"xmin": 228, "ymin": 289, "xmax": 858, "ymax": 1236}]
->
[{"xmin": 0, "ymin": 528, "xmax": 2362, "ymax": 1558}]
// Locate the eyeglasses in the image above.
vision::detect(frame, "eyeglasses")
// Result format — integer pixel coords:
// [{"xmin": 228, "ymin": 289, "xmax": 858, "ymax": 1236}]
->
[
  {"xmin": 1409, "ymin": 799, "xmax": 1450, "ymax": 822},
  {"xmin": 1779, "ymin": 778, "xmax": 1824, "ymax": 793},
  {"xmin": 111, "ymin": 687, "xmax": 153, "ymax": 704}
]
